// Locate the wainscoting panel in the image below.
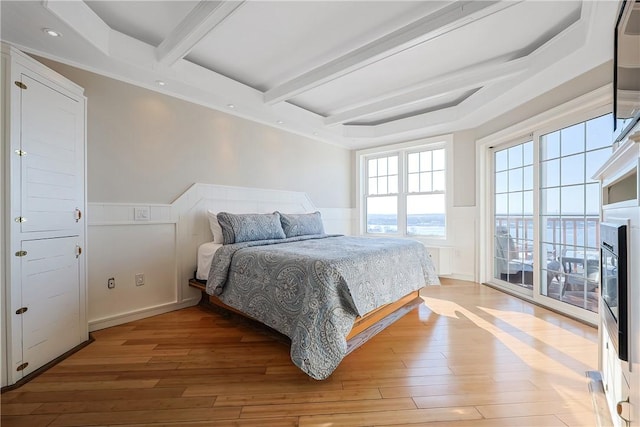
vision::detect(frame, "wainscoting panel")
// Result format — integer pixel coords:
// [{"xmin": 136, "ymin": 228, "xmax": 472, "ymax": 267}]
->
[
  {"xmin": 87, "ymin": 183, "xmax": 354, "ymax": 330},
  {"xmin": 430, "ymin": 207, "xmax": 477, "ymax": 282},
  {"xmin": 87, "ymin": 223, "xmax": 180, "ymax": 331}
]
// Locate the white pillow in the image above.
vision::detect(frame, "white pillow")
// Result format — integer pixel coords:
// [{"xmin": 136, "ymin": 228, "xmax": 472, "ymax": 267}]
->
[
  {"xmin": 207, "ymin": 210, "xmax": 224, "ymax": 243},
  {"xmin": 196, "ymin": 242, "xmax": 223, "ymax": 280}
]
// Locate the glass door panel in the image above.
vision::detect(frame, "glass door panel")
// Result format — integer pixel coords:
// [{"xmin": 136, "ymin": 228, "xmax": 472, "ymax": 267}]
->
[
  {"xmin": 493, "ymin": 141, "xmax": 534, "ymax": 291},
  {"xmin": 538, "ymin": 115, "xmax": 610, "ymax": 314}
]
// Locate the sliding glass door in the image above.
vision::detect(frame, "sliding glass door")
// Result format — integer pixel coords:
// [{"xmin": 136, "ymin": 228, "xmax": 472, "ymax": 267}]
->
[{"xmin": 491, "ymin": 113, "xmax": 611, "ymax": 321}]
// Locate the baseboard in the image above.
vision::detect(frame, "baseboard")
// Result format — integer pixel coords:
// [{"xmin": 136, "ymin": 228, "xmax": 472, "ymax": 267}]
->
[
  {"xmin": 440, "ymin": 273, "xmax": 475, "ymax": 282},
  {"xmin": 88, "ymin": 297, "xmax": 201, "ymax": 331},
  {"xmin": 1, "ymin": 335, "xmax": 94, "ymax": 392},
  {"xmin": 586, "ymin": 371, "xmax": 615, "ymax": 427}
]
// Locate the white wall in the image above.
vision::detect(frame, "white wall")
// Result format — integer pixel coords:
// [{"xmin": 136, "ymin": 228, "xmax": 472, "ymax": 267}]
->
[
  {"xmin": 88, "ymin": 223, "xmax": 177, "ymax": 326},
  {"xmin": 434, "ymin": 130, "xmax": 479, "ymax": 281},
  {"xmin": 23, "ymin": 54, "xmax": 613, "ymax": 328},
  {"xmin": 36, "ymin": 57, "xmax": 352, "ymax": 209},
  {"xmin": 28, "ymin": 58, "xmax": 354, "ymax": 330}
]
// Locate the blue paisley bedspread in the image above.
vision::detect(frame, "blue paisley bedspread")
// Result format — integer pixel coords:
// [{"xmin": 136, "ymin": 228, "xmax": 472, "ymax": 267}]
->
[{"xmin": 206, "ymin": 234, "xmax": 439, "ymax": 379}]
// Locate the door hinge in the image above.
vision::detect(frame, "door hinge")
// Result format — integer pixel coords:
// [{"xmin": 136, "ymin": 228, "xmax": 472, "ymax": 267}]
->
[
  {"xmin": 14, "ymin": 216, "xmax": 27, "ymax": 223},
  {"xmin": 75, "ymin": 245, "xmax": 82, "ymax": 258},
  {"xmin": 15, "ymin": 81, "xmax": 27, "ymax": 90},
  {"xmin": 15, "ymin": 307, "xmax": 28, "ymax": 315},
  {"xmin": 16, "ymin": 362, "xmax": 28, "ymax": 371},
  {"xmin": 14, "ymin": 149, "xmax": 27, "ymax": 156},
  {"xmin": 15, "ymin": 250, "xmax": 27, "ymax": 257}
]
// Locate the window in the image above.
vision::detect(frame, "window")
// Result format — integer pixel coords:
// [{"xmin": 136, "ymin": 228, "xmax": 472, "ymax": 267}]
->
[
  {"xmin": 363, "ymin": 142, "xmax": 447, "ymax": 239},
  {"xmin": 366, "ymin": 155, "xmax": 398, "ymax": 234},
  {"xmin": 407, "ymin": 148, "xmax": 446, "ymax": 237}
]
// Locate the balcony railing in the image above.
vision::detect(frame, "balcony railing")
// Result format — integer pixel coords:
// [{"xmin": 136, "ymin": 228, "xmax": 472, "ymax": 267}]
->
[
  {"xmin": 495, "ymin": 216, "xmax": 600, "ymax": 261},
  {"xmin": 495, "ymin": 215, "xmax": 600, "ymax": 313}
]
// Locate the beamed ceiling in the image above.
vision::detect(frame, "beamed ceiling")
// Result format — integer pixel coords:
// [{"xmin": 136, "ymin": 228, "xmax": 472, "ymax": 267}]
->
[{"xmin": 0, "ymin": 1, "xmax": 618, "ymax": 149}]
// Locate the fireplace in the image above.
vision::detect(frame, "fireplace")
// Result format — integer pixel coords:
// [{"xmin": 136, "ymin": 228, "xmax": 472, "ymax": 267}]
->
[{"xmin": 600, "ymin": 222, "xmax": 628, "ymax": 362}]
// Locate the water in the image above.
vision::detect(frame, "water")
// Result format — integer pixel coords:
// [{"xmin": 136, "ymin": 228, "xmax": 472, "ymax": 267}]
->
[{"xmin": 367, "ymin": 214, "xmax": 445, "ymax": 236}]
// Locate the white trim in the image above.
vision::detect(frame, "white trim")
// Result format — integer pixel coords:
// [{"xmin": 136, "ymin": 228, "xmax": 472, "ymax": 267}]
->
[
  {"xmin": 356, "ymin": 134, "xmax": 452, "ymax": 245},
  {"xmin": 89, "ymin": 297, "xmax": 201, "ymax": 332},
  {"xmin": 43, "ymin": 1, "xmax": 111, "ymax": 55},
  {"xmin": 264, "ymin": 1, "xmax": 516, "ymax": 105},
  {"xmin": 324, "ymin": 56, "xmax": 529, "ymax": 126},
  {"xmin": 156, "ymin": 1, "xmax": 245, "ymax": 66},
  {"xmin": 87, "ymin": 202, "xmax": 173, "ymax": 225},
  {"xmin": 593, "ymin": 131, "xmax": 640, "ymax": 187},
  {"xmin": 443, "ymin": 273, "xmax": 476, "ymax": 282},
  {"xmin": 477, "ymin": 85, "xmax": 611, "ymax": 147}
]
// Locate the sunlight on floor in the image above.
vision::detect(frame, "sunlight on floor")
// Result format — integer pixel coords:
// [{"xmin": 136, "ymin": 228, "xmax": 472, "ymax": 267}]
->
[
  {"xmin": 478, "ymin": 306, "xmax": 597, "ymax": 367},
  {"xmin": 421, "ymin": 296, "xmax": 597, "ymax": 386}
]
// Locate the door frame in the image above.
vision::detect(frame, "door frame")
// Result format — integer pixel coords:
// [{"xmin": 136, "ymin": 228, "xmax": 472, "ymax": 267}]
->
[{"xmin": 476, "ymin": 86, "xmax": 611, "ymax": 326}]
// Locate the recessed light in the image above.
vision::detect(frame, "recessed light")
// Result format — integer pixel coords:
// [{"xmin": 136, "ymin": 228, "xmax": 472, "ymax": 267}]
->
[
  {"xmin": 156, "ymin": 80, "xmax": 166, "ymax": 86},
  {"xmin": 42, "ymin": 28, "xmax": 61, "ymax": 37},
  {"xmin": 227, "ymin": 104, "xmax": 235, "ymax": 109},
  {"xmin": 277, "ymin": 120, "xmax": 284, "ymax": 124}
]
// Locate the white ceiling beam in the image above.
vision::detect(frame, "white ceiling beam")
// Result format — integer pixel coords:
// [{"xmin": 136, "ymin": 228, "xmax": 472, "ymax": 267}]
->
[
  {"xmin": 342, "ymin": 16, "xmax": 593, "ymax": 140},
  {"xmin": 42, "ymin": 0, "xmax": 110, "ymax": 55},
  {"xmin": 263, "ymin": 0, "xmax": 520, "ymax": 105},
  {"xmin": 324, "ymin": 57, "xmax": 529, "ymax": 126},
  {"xmin": 156, "ymin": 1, "xmax": 245, "ymax": 66}
]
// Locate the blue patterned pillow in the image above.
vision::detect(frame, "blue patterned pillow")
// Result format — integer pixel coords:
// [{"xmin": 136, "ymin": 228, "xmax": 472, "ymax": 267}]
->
[
  {"xmin": 278, "ymin": 211, "xmax": 325, "ymax": 238},
  {"xmin": 216, "ymin": 212, "xmax": 286, "ymax": 244}
]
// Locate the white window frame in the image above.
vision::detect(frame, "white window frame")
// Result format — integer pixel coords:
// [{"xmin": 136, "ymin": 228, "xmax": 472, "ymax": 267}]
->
[
  {"xmin": 477, "ymin": 85, "xmax": 611, "ymax": 326},
  {"xmin": 356, "ymin": 135, "xmax": 453, "ymax": 246}
]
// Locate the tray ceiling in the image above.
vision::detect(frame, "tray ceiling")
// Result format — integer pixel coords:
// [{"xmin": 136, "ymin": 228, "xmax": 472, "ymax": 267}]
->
[{"xmin": 0, "ymin": 1, "xmax": 617, "ymax": 149}]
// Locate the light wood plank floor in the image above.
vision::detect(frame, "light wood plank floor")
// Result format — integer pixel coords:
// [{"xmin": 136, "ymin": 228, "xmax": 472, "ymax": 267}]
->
[{"xmin": 1, "ymin": 279, "xmax": 599, "ymax": 427}]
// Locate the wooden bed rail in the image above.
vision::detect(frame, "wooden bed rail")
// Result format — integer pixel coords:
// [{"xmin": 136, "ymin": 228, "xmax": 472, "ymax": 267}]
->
[{"xmin": 188, "ymin": 279, "xmax": 422, "ymax": 354}]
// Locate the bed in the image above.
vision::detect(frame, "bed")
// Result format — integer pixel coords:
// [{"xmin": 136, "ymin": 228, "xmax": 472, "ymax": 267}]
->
[{"xmin": 191, "ymin": 211, "xmax": 439, "ymax": 380}]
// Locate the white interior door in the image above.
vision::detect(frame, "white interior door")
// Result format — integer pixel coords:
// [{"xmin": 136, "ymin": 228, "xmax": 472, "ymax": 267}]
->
[
  {"xmin": 18, "ymin": 237, "xmax": 81, "ymax": 378},
  {"xmin": 19, "ymin": 74, "xmax": 84, "ymax": 234}
]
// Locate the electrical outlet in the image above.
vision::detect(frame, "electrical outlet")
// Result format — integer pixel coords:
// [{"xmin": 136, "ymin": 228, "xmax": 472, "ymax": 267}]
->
[
  {"xmin": 108, "ymin": 277, "xmax": 115, "ymax": 289},
  {"xmin": 135, "ymin": 273, "xmax": 145, "ymax": 286}
]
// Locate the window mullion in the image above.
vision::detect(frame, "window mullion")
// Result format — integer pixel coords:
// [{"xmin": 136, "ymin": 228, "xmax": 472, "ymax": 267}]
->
[{"xmin": 399, "ymin": 151, "xmax": 407, "ymax": 236}]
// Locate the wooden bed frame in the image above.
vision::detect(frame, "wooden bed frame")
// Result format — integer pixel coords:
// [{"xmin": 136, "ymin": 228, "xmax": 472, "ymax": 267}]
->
[{"xmin": 188, "ymin": 279, "xmax": 422, "ymax": 354}]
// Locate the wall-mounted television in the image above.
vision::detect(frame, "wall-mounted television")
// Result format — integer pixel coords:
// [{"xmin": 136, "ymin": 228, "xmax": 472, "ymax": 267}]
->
[{"xmin": 614, "ymin": 0, "xmax": 640, "ymax": 143}]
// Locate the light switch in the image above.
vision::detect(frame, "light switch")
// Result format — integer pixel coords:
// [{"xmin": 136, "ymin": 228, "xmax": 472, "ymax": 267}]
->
[{"xmin": 134, "ymin": 207, "xmax": 150, "ymax": 221}]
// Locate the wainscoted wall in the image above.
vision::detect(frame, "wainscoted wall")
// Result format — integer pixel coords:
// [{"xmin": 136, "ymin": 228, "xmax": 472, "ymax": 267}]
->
[
  {"xmin": 88, "ymin": 201, "xmax": 186, "ymax": 331},
  {"xmin": 88, "ymin": 223, "xmax": 179, "ymax": 330},
  {"xmin": 416, "ymin": 207, "xmax": 476, "ymax": 282},
  {"xmin": 443, "ymin": 206, "xmax": 477, "ymax": 281},
  {"xmin": 87, "ymin": 183, "xmax": 354, "ymax": 331}
]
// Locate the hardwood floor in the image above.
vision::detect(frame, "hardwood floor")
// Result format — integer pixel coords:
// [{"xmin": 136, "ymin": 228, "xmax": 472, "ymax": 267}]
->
[{"xmin": 1, "ymin": 279, "xmax": 599, "ymax": 427}]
